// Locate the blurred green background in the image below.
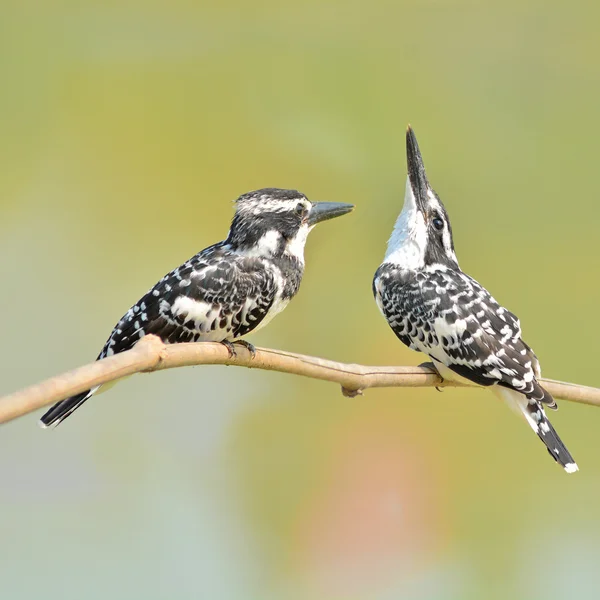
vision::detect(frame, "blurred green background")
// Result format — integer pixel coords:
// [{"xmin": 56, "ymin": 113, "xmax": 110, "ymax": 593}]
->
[{"xmin": 1, "ymin": 1, "xmax": 599, "ymax": 599}]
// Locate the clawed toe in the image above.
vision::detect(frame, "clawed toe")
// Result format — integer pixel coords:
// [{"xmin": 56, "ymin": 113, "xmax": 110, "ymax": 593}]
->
[
  {"xmin": 220, "ymin": 340, "xmax": 237, "ymax": 358},
  {"xmin": 418, "ymin": 361, "xmax": 444, "ymax": 392},
  {"xmin": 235, "ymin": 340, "xmax": 256, "ymax": 359},
  {"xmin": 221, "ymin": 340, "xmax": 256, "ymax": 359}
]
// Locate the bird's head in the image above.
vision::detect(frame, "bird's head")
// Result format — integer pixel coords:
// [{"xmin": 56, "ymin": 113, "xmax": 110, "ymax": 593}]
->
[
  {"xmin": 228, "ymin": 188, "xmax": 354, "ymax": 262},
  {"xmin": 384, "ymin": 126, "xmax": 459, "ymax": 271}
]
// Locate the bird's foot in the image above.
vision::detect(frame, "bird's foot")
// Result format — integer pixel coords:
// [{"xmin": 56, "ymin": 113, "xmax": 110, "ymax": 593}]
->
[
  {"xmin": 418, "ymin": 360, "xmax": 437, "ymax": 372},
  {"xmin": 233, "ymin": 340, "xmax": 256, "ymax": 359},
  {"xmin": 419, "ymin": 361, "xmax": 444, "ymax": 392},
  {"xmin": 220, "ymin": 340, "xmax": 238, "ymax": 358}
]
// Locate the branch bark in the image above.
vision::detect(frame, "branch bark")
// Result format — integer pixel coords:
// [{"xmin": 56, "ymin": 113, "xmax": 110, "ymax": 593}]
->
[{"xmin": 1, "ymin": 334, "xmax": 598, "ymax": 425}]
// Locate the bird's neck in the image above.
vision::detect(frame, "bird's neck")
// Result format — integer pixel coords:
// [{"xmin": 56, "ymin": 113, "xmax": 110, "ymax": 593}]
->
[
  {"xmin": 227, "ymin": 225, "xmax": 309, "ymax": 266},
  {"xmin": 384, "ymin": 193, "xmax": 427, "ymax": 271},
  {"xmin": 383, "ymin": 223, "xmax": 460, "ymax": 274},
  {"xmin": 383, "ymin": 179, "xmax": 459, "ymax": 273},
  {"xmin": 380, "ymin": 260, "xmax": 459, "ymax": 276}
]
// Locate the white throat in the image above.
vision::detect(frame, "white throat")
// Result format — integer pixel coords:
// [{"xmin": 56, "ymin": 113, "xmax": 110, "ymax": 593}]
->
[
  {"xmin": 285, "ymin": 223, "xmax": 311, "ymax": 264},
  {"xmin": 383, "ymin": 177, "xmax": 427, "ymax": 270}
]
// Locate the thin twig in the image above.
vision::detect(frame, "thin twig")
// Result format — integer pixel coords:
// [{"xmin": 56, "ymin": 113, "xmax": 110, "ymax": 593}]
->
[{"xmin": 0, "ymin": 334, "xmax": 598, "ymax": 425}]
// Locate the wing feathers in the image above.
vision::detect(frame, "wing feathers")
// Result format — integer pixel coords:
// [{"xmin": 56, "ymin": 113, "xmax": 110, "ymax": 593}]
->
[{"xmin": 375, "ymin": 265, "xmax": 553, "ymax": 405}]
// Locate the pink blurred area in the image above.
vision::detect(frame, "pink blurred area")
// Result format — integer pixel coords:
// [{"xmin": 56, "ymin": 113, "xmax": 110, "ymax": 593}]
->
[{"xmin": 296, "ymin": 418, "xmax": 447, "ymax": 596}]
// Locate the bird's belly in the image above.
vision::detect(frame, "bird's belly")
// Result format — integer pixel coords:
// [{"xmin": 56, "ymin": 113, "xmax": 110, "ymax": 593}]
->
[
  {"xmin": 433, "ymin": 361, "xmax": 482, "ymax": 388},
  {"xmin": 236, "ymin": 294, "xmax": 290, "ymax": 338},
  {"xmin": 195, "ymin": 327, "xmax": 236, "ymax": 342}
]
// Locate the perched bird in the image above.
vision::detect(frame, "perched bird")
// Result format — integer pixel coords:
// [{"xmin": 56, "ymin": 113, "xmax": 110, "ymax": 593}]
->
[
  {"xmin": 373, "ymin": 127, "xmax": 578, "ymax": 473},
  {"xmin": 41, "ymin": 188, "xmax": 353, "ymax": 427}
]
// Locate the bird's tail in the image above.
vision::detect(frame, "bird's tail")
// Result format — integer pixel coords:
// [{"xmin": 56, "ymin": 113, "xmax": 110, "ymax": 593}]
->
[
  {"xmin": 494, "ymin": 386, "xmax": 578, "ymax": 473},
  {"xmin": 39, "ymin": 386, "xmax": 100, "ymax": 428}
]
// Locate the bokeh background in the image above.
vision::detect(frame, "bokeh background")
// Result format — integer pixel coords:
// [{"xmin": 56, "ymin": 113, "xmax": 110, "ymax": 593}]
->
[{"xmin": 1, "ymin": 1, "xmax": 599, "ymax": 599}]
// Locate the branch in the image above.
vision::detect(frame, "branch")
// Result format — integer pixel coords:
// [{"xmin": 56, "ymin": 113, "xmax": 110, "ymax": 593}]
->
[{"xmin": 1, "ymin": 334, "xmax": 599, "ymax": 425}]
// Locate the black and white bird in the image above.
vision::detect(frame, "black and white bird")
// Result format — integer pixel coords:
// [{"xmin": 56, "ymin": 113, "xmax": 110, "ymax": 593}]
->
[
  {"xmin": 41, "ymin": 188, "xmax": 353, "ymax": 427},
  {"xmin": 373, "ymin": 127, "xmax": 578, "ymax": 473}
]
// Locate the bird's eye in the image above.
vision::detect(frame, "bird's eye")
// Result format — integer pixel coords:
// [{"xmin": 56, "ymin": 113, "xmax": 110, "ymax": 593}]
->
[
  {"xmin": 432, "ymin": 216, "xmax": 444, "ymax": 231},
  {"xmin": 295, "ymin": 202, "xmax": 306, "ymax": 216}
]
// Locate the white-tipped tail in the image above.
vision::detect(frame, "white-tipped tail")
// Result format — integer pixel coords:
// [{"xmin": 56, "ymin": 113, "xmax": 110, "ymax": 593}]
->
[
  {"xmin": 39, "ymin": 385, "xmax": 100, "ymax": 428},
  {"xmin": 493, "ymin": 386, "xmax": 578, "ymax": 474}
]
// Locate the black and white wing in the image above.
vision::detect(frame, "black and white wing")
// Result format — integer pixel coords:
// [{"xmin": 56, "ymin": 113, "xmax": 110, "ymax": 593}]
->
[
  {"xmin": 375, "ymin": 265, "xmax": 578, "ymax": 472},
  {"xmin": 40, "ymin": 244, "xmax": 281, "ymax": 427},
  {"xmin": 374, "ymin": 265, "xmax": 552, "ymax": 406},
  {"xmin": 101, "ymin": 244, "xmax": 280, "ymax": 358}
]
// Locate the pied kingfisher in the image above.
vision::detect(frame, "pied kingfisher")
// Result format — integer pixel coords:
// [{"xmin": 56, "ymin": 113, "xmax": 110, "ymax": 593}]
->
[
  {"xmin": 41, "ymin": 188, "xmax": 353, "ymax": 427},
  {"xmin": 373, "ymin": 127, "xmax": 577, "ymax": 473}
]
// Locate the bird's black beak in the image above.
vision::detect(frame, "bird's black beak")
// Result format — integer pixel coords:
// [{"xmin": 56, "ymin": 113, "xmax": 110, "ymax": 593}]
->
[
  {"xmin": 406, "ymin": 125, "xmax": 430, "ymax": 210},
  {"xmin": 307, "ymin": 201, "xmax": 354, "ymax": 226}
]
